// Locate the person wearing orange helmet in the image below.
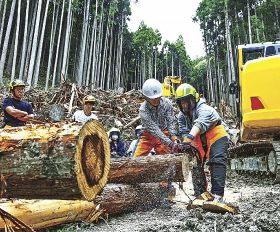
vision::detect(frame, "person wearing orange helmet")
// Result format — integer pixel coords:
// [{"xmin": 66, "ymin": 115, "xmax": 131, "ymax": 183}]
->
[
  {"xmin": 72, "ymin": 95, "xmax": 98, "ymax": 124},
  {"xmin": 1, "ymin": 80, "xmax": 34, "ymax": 128}
]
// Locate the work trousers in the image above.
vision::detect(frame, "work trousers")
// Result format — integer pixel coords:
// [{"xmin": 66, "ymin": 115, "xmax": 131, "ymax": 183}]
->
[
  {"xmin": 133, "ymin": 130, "xmax": 171, "ymax": 157},
  {"xmin": 192, "ymin": 136, "xmax": 228, "ymax": 196}
]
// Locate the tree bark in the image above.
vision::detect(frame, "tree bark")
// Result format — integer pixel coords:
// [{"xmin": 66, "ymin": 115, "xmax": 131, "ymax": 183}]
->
[
  {"xmin": 0, "ymin": 120, "xmax": 110, "ymax": 201},
  {"xmin": 108, "ymin": 154, "xmax": 190, "ymax": 184},
  {"xmin": 96, "ymin": 183, "xmax": 164, "ymax": 215}
]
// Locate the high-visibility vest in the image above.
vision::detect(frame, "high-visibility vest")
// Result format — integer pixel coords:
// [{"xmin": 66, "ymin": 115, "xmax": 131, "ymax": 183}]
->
[{"xmin": 193, "ymin": 125, "xmax": 227, "ymax": 160}]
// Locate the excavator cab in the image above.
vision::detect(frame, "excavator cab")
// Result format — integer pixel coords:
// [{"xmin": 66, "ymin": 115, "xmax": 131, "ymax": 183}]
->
[
  {"xmin": 229, "ymin": 41, "xmax": 280, "ymax": 183},
  {"xmin": 162, "ymin": 76, "xmax": 182, "ymax": 97},
  {"xmin": 234, "ymin": 42, "xmax": 280, "ymax": 141}
]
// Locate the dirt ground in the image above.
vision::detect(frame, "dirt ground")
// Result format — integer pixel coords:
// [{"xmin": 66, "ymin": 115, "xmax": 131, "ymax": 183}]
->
[{"xmin": 48, "ymin": 172, "xmax": 280, "ymax": 232}]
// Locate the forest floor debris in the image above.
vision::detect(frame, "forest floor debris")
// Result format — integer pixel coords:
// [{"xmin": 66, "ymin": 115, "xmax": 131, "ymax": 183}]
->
[{"xmin": 47, "ymin": 172, "xmax": 280, "ymax": 232}]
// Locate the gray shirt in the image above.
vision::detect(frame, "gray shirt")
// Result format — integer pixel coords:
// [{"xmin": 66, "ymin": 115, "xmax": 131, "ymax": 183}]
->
[
  {"xmin": 139, "ymin": 97, "xmax": 177, "ymax": 146},
  {"xmin": 178, "ymin": 98, "xmax": 225, "ymax": 139}
]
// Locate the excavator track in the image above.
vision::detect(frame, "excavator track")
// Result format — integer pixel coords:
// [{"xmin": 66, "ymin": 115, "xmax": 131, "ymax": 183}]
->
[{"xmin": 228, "ymin": 141, "xmax": 280, "ymax": 184}]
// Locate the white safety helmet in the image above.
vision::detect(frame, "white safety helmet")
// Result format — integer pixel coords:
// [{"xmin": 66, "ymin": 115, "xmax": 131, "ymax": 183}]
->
[{"xmin": 142, "ymin": 79, "xmax": 163, "ymax": 99}]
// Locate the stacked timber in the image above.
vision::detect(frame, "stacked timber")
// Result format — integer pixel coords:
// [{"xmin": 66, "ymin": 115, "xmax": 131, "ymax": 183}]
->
[
  {"xmin": 0, "ymin": 120, "xmax": 191, "ymax": 230},
  {"xmin": 0, "ymin": 120, "xmax": 110, "ymax": 200}
]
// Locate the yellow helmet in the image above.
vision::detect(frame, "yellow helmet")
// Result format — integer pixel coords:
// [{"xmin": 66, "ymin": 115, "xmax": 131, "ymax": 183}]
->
[
  {"xmin": 8, "ymin": 79, "xmax": 26, "ymax": 92},
  {"xmin": 175, "ymin": 83, "xmax": 199, "ymax": 102},
  {"xmin": 83, "ymin": 95, "xmax": 96, "ymax": 104}
]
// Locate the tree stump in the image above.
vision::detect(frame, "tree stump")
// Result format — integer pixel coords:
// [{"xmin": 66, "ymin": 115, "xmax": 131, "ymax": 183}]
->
[
  {"xmin": 0, "ymin": 120, "xmax": 110, "ymax": 201},
  {"xmin": 108, "ymin": 154, "xmax": 190, "ymax": 184}
]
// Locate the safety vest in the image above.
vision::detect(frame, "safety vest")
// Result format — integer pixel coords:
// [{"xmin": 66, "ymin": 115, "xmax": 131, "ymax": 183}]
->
[{"xmin": 193, "ymin": 125, "xmax": 227, "ymax": 160}]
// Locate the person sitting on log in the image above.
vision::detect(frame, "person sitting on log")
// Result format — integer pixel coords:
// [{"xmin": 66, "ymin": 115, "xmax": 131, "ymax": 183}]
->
[
  {"xmin": 175, "ymin": 83, "xmax": 230, "ymax": 208},
  {"xmin": 108, "ymin": 127, "xmax": 127, "ymax": 158},
  {"xmin": 72, "ymin": 95, "xmax": 98, "ymax": 124},
  {"xmin": 127, "ymin": 125, "xmax": 142, "ymax": 157},
  {"xmin": 1, "ymin": 80, "xmax": 34, "ymax": 128}
]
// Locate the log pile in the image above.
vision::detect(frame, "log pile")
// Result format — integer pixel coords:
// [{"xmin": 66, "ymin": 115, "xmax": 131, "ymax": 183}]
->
[
  {"xmin": 0, "ymin": 84, "xmax": 194, "ymax": 230},
  {"xmin": 0, "ymin": 120, "xmax": 110, "ymax": 201}
]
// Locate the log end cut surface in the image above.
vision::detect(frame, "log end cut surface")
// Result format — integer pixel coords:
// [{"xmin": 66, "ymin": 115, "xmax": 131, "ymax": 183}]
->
[{"xmin": 75, "ymin": 120, "xmax": 111, "ymax": 201}]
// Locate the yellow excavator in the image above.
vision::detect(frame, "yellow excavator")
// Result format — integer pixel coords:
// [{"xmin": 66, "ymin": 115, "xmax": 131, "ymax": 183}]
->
[
  {"xmin": 229, "ymin": 41, "xmax": 280, "ymax": 183},
  {"xmin": 162, "ymin": 76, "xmax": 182, "ymax": 97}
]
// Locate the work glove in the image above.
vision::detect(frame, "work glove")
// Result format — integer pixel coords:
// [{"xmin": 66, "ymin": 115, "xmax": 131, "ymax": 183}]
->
[
  {"xmin": 172, "ymin": 142, "xmax": 198, "ymax": 154},
  {"xmin": 170, "ymin": 135, "xmax": 181, "ymax": 144},
  {"xmin": 183, "ymin": 133, "xmax": 195, "ymax": 143}
]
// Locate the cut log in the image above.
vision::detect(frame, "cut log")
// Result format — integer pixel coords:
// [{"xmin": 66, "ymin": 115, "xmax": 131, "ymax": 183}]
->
[
  {"xmin": 0, "ymin": 120, "xmax": 110, "ymax": 201},
  {"xmin": 108, "ymin": 154, "xmax": 190, "ymax": 184},
  {"xmin": 96, "ymin": 183, "xmax": 164, "ymax": 215},
  {"xmin": 0, "ymin": 199, "xmax": 103, "ymax": 231}
]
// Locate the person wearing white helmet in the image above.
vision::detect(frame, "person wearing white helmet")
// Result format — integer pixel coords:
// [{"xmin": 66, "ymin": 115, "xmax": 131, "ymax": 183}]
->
[
  {"xmin": 72, "ymin": 95, "xmax": 98, "ymax": 124},
  {"xmin": 134, "ymin": 78, "xmax": 179, "ymax": 157}
]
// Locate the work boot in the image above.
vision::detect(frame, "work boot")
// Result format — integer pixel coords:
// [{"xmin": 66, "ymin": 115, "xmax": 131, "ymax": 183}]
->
[
  {"xmin": 188, "ymin": 191, "xmax": 214, "ymax": 209},
  {"xmin": 202, "ymin": 194, "xmax": 239, "ymax": 214}
]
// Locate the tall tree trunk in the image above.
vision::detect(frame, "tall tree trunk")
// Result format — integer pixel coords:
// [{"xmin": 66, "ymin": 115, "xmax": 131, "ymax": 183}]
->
[
  {"xmin": 254, "ymin": 6, "xmax": 260, "ymax": 42},
  {"xmin": 23, "ymin": 1, "xmax": 38, "ymax": 82},
  {"xmin": 247, "ymin": 0, "xmax": 253, "ymax": 44},
  {"xmin": 61, "ymin": 0, "xmax": 72, "ymax": 82},
  {"xmin": 26, "ymin": 0, "xmax": 43, "ymax": 88},
  {"xmin": 225, "ymin": 0, "xmax": 236, "ymax": 112},
  {"xmin": 91, "ymin": 0, "xmax": 102, "ymax": 89},
  {"xmin": 77, "ymin": 0, "xmax": 90, "ymax": 86},
  {"xmin": 33, "ymin": 0, "xmax": 50, "ymax": 87},
  {"xmin": 18, "ymin": 0, "xmax": 30, "ymax": 80},
  {"xmin": 0, "ymin": 0, "xmax": 16, "ymax": 85},
  {"xmin": 0, "ymin": 0, "xmax": 7, "ymax": 51},
  {"xmin": 52, "ymin": 0, "xmax": 65, "ymax": 88},
  {"xmin": 275, "ymin": 3, "xmax": 280, "ymax": 37},
  {"xmin": 45, "ymin": 1, "xmax": 58, "ymax": 91},
  {"xmin": 11, "ymin": 0, "xmax": 21, "ymax": 81},
  {"xmin": 86, "ymin": 0, "xmax": 98, "ymax": 87}
]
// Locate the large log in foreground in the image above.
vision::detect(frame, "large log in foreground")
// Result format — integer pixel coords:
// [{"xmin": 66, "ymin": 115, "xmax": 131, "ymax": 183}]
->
[
  {"xmin": 108, "ymin": 154, "xmax": 190, "ymax": 184},
  {"xmin": 96, "ymin": 183, "xmax": 164, "ymax": 215},
  {"xmin": 0, "ymin": 183, "xmax": 164, "ymax": 230},
  {"xmin": 0, "ymin": 199, "xmax": 103, "ymax": 231},
  {"xmin": 0, "ymin": 120, "xmax": 110, "ymax": 201}
]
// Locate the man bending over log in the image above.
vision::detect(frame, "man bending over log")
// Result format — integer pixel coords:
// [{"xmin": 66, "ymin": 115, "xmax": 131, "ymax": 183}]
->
[{"xmin": 133, "ymin": 78, "xmax": 185, "ymax": 208}]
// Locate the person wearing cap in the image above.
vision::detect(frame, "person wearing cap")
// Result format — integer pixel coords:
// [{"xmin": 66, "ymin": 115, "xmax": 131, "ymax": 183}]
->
[
  {"xmin": 175, "ymin": 83, "xmax": 228, "ymax": 204},
  {"xmin": 1, "ymin": 79, "xmax": 34, "ymax": 128},
  {"xmin": 72, "ymin": 95, "xmax": 98, "ymax": 124},
  {"xmin": 133, "ymin": 78, "xmax": 178, "ymax": 157},
  {"xmin": 108, "ymin": 127, "xmax": 127, "ymax": 158}
]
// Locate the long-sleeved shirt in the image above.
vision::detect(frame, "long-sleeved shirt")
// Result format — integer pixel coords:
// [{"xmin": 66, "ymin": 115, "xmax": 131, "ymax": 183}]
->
[
  {"xmin": 178, "ymin": 98, "xmax": 225, "ymax": 140},
  {"xmin": 139, "ymin": 97, "xmax": 177, "ymax": 146}
]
